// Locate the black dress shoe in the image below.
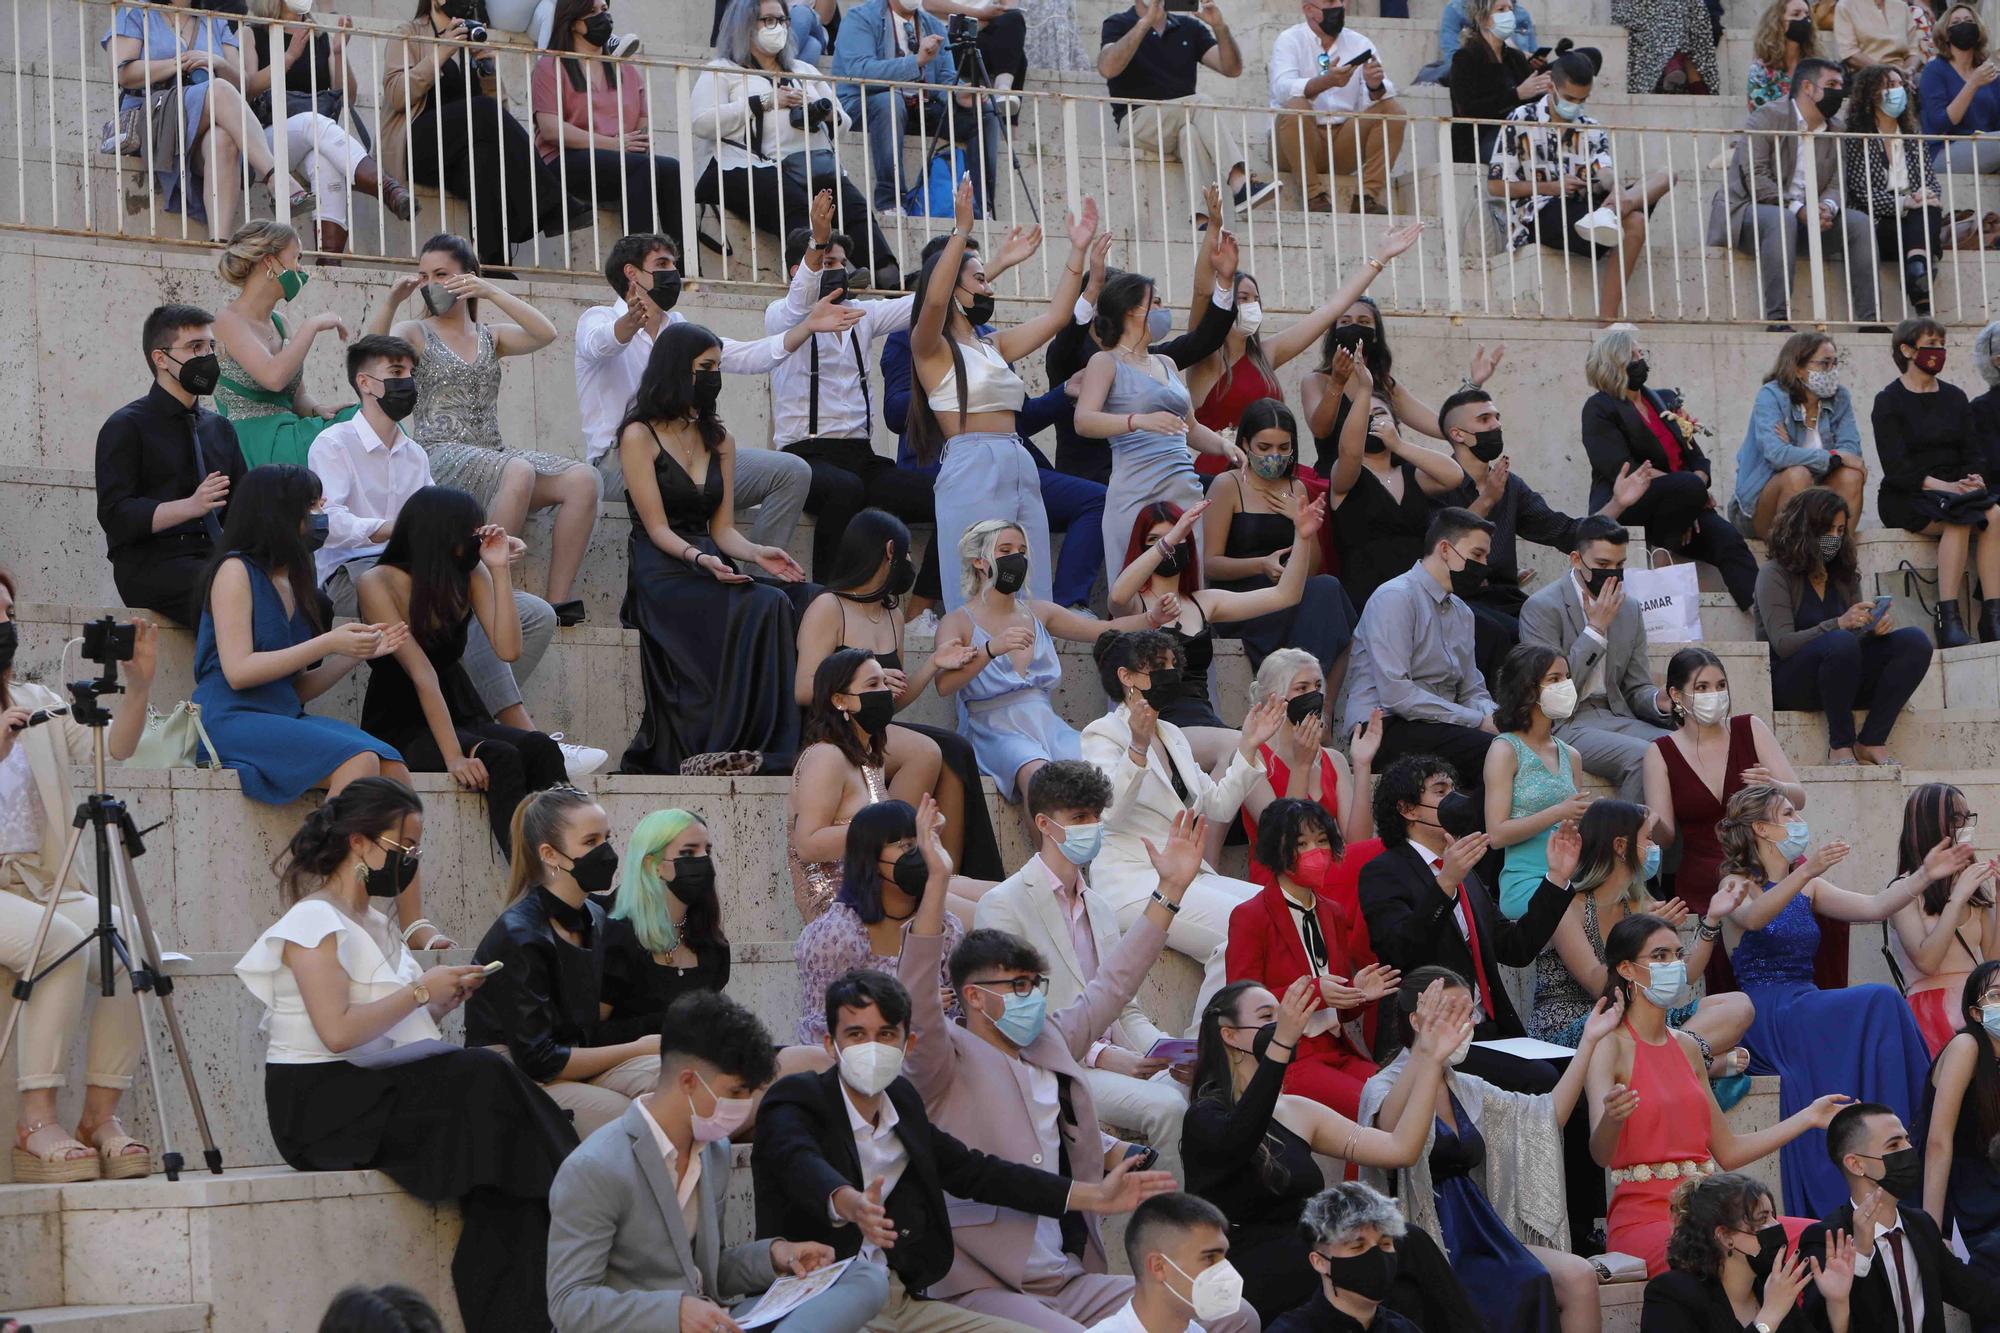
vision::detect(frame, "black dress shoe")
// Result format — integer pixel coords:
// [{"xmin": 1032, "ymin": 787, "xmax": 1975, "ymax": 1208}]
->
[
  {"xmin": 1767, "ymin": 323, "xmax": 1796, "ymax": 333},
  {"xmin": 552, "ymin": 599, "xmax": 586, "ymax": 627}
]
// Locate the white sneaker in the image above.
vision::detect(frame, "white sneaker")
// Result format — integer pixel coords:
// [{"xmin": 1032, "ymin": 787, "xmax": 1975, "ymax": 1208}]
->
[
  {"xmin": 1573, "ymin": 205, "xmax": 1623, "ymax": 249},
  {"xmin": 548, "ymin": 733, "xmax": 609, "ymax": 781}
]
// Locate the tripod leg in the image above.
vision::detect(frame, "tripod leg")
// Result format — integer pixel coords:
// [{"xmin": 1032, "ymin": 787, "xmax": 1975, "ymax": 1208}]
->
[
  {"xmin": 0, "ymin": 819, "xmax": 94, "ymax": 1073},
  {"xmin": 107, "ymin": 838, "xmax": 223, "ymax": 1177}
]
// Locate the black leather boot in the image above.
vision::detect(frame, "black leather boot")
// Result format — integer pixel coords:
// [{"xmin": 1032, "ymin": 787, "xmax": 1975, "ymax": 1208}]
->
[
  {"xmin": 1937, "ymin": 599, "xmax": 1974, "ymax": 649},
  {"xmin": 1981, "ymin": 598, "xmax": 2000, "ymax": 644}
]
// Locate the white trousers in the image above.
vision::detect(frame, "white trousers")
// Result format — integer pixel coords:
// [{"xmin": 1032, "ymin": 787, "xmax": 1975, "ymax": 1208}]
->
[{"xmin": 267, "ymin": 111, "xmax": 369, "ymax": 226}]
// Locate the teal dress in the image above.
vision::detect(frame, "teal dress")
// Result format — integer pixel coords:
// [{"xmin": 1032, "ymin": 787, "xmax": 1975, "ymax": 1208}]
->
[{"xmin": 1498, "ymin": 733, "xmax": 1577, "ymax": 920}]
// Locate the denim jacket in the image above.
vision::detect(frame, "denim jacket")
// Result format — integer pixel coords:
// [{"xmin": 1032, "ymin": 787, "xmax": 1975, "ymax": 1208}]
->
[
  {"xmin": 1731, "ymin": 380, "xmax": 1862, "ymax": 517},
  {"xmin": 831, "ymin": 0, "xmax": 955, "ymax": 102}
]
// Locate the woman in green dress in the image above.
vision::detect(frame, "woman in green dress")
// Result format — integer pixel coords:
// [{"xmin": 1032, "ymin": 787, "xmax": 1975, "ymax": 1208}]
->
[{"xmin": 212, "ymin": 220, "xmax": 354, "ymax": 468}]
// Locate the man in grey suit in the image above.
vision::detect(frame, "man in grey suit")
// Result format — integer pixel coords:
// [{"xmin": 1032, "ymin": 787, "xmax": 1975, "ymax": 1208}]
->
[
  {"xmin": 548, "ymin": 990, "xmax": 890, "ymax": 1333},
  {"xmin": 1705, "ymin": 56, "xmax": 1879, "ymax": 332},
  {"xmin": 1517, "ymin": 515, "xmax": 1672, "ymax": 802}
]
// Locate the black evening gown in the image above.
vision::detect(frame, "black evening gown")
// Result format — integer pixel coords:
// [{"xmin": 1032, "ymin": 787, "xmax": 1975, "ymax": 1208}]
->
[
  {"xmin": 621, "ymin": 429, "xmax": 805, "ymax": 774},
  {"xmin": 1329, "ymin": 462, "xmax": 1433, "ymax": 610},
  {"xmin": 265, "ymin": 1047, "xmax": 576, "ymax": 1333},
  {"xmin": 1212, "ymin": 509, "xmax": 1358, "ymax": 675}
]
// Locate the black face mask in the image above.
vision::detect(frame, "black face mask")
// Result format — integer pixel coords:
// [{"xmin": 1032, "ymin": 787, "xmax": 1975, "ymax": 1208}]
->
[
  {"xmin": 375, "ymin": 375, "xmax": 420, "ymax": 422},
  {"xmin": 1437, "ymin": 790, "xmax": 1480, "ymax": 840},
  {"xmin": 1330, "ymin": 324, "xmax": 1374, "ymax": 358},
  {"xmin": 1154, "ymin": 541, "xmax": 1191, "ymax": 577},
  {"xmin": 363, "ymin": 842, "xmax": 421, "ymax": 898},
  {"xmin": 1745, "ymin": 1222, "xmax": 1788, "ymax": 1281},
  {"xmin": 1580, "ymin": 565, "xmax": 1622, "ymax": 597},
  {"xmin": 1316, "ymin": 5, "xmax": 1345, "ymax": 38},
  {"xmin": 1626, "ymin": 358, "xmax": 1650, "ymax": 390},
  {"xmin": 582, "ymin": 11, "xmax": 614, "ymax": 45},
  {"xmin": 164, "ymin": 349, "xmax": 221, "ymax": 397},
  {"xmin": 1468, "ymin": 427, "xmax": 1505, "ymax": 462},
  {"xmin": 305, "ymin": 513, "xmax": 331, "ymax": 553},
  {"xmin": 852, "ymin": 688, "xmax": 896, "ymax": 737},
  {"xmin": 1139, "ymin": 667, "xmax": 1184, "ymax": 711},
  {"xmin": 1249, "ymin": 1020, "xmax": 1280, "ymax": 1061},
  {"xmin": 887, "ymin": 845, "xmax": 929, "ymax": 900},
  {"xmin": 563, "ymin": 842, "xmax": 620, "ymax": 895},
  {"xmin": 992, "ymin": 552, "xmax": 1029, "ymax": 595},
  {"xmin": 1950, "ymin": 19, "xmax": 1982, "ymax": 47},
  {"xmin": 1815, "ymin": 83, "xmax": 1846, "ymax": 120},
  {"xmin": 1363, "ymin": 433, "xmax": 1389, "ymax": 455},
  {"xmin": 1862, "ymin": 1145, "xmax": 1924, "ymax": 1199},
  {"xmin": 886, "ymin": 555, "xmax": 917, "ymax": 598},
  {"xmin": 0, "ymin": 622, "xmax": 15, "ymax": 678},
  {"xmin": 690, "ymin": 368, "xmax": 723, "ymax": 414},
  {"xmin": 649, "ymin": 267, "xmax": 682, "ymax": 313},
  {"xmin": 1785, "ymin": 15, "xmax": 1813, "ymax": 42},
  {"xmin": 1321, "ymin": 1246, "xmax": 1398, "ymax": 1303},
  {"xmin": 1286, "ymin": 689, "xmax": 1325, "ymax": 726},
  {"xmin": 665, "ymin": 853, "xmax": 715, "ymax": 902},
  {"xmin": 1446, "ymin": 547, "xmax": 1488, "ymax": 598},
  {"xmin": 959, "ymin": 290, "xmax": 996, "ymax": 327}
]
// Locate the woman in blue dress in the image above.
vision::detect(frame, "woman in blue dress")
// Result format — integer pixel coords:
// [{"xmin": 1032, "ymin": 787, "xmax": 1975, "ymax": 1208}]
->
[
  {"xmin": 193, "ymin": 465, "xmax": 450, "ymax": 947},
  {"xmin": 103, "ymin": 0, "xmax": 303, "ymax": 238},
  {"xmin": 1920, "ymin": 959, "xmax": 2000, "ymax": 1265},
  {"xmin": 1360, "ymin": 966, "xmax": 1619, "ymax": 1333},
  {"xmin": 1073, "ymin": 272, "xmax": 1247, "ymax": 609},
  {"xmin": 932, "ymin": 518, "xmax": 1163, "ymax": 808},
  {"xmin": 1715, "ymin": 781, "xmax": 1934, "ymax": 1217}
]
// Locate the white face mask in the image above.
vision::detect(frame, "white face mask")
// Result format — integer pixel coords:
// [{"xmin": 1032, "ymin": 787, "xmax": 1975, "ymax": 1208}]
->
[
  {"xmin": 1538, "ymin": 679, "xmax": 1578, "ymax": 722},
  {"xmin": 1164, "ymin": 1256, "xmax": 1245, "ymax": 1322},
  {"xmin": 1683, "ymin": 690, "xmax": 1731, "ymax": 726},
  {"xmin": 836, "ymin": 1040, "xmax": 906, "ymax": 1096},
  {"xmin": 281, "ymin": 0, "xmax": 314, "ymax": 12},
  {"xmin": 755, "ymin": 22, "xmax": 789, "ymax": 53},
  {"xmin": 1236, "ymin": 302, "xmax": 1265, "ymax": 336},
  {"xmin": 1447, "ymin": 1028, "xmax": 1475, "ymax": 1066}
]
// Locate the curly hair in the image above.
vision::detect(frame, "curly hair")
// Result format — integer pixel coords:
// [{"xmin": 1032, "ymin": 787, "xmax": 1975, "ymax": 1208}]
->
[
  {"xmin": 1373, "ymin": 754, "xmax": 1458, "ymax": 849},
  {"xmin": 1752, "ymin": 0, "xmax": 1818, "ymax": 68},
  {"xmin": 1491, "ymin": 642, "xmax": 1563, "ymax": 735},
  {"xmin": 1254, "ymin": 797, "xmax": 1345, "ymax": 882},
  {"xmin": 1767, "ymin": 485, "xmax": 1858, "ymax": 582},
  {"xmin": 1026, "ymin": 759, "xmax": 1114, "ymax": 821},
  {"xmin": 1664, "ymin": 1172, "xmax": 1773, "ymax": 1279},
  {"xmin": 1300, "ymin": 1182, "xmax": 1408, "ymax": 1248},
  {"xmin": 1716, "ymin": 784, "xmax": 1789, "ymax": 881},
  {"xmin": 1093, "ymin": 628, "xmax": 1181, "ymax": 702},
  {"xmin": 1844, "ymin": 63, "xmax": 1919, "ymax": 133},
  {"xmin": 659, "ymin": 989, "xmax": 779, "ymax": 1089}
]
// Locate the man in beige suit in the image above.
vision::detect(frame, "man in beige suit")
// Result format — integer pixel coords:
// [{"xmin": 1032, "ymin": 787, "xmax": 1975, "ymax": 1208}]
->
[
  {"xmin": 974, "ymin": 761, "xmax": 1188, "ymax": 1185},
  {"xmin": 1705, "ymin": 56, "xmax": 1880, "ymax": 330},
  {"xmin": 901, "ymin": 812, "xmax": 1259, "ymax": 1332}
]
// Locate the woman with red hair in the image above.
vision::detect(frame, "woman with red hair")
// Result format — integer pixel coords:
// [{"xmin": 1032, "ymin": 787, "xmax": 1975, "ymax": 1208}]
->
[{"xmin": 1108, "ymin": 493, "xmax": 1327, "ymax": 773}]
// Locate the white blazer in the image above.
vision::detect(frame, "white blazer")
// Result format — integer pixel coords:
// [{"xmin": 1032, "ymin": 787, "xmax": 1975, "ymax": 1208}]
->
[
  {"xmin": 688, "ymin": 58, "xmax": 848, "ymax": 182},
  {"xmin": 975, "ymin": 852, "xmax": 1168, "ymax": 1056},
  {"xmin": 1078, "ymin": 705, "xmax": 1265, "ymax": 912}
]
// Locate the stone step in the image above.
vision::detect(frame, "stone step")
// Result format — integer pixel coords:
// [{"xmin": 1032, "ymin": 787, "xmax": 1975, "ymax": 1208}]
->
[{"xmin": 0, "ymin": 1308, "xmax": 211, "ymax": 1333}]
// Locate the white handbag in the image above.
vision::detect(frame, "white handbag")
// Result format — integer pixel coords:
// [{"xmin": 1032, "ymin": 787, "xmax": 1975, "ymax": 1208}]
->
[{"xmin": 125, "ymin": 701, "xmax": 222, "ymax": 770}]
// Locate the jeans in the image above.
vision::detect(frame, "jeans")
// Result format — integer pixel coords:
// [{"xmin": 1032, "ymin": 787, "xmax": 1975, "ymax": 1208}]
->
[
  {"xmin": 265, "ymin": 111, "xmax": 368, "ymax": 227},
  {"xmin": 837, "ymin": 86, "xmax": 1003, "ymax": 216},
  {"xmin": 910, "ymin": 460, "xmax": 1106, "ymax": 607},
  {"xmin": 1770, "ymin": 626, "xmax": 1934, "ymax": 749}
]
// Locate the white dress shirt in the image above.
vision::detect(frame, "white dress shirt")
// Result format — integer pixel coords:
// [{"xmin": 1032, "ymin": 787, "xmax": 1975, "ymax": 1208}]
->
[
  {"xmin": 1267, "ymin": 23, "xmax": 1396, "ymax": 123},
  {"xmin": 640, "ymin": 1099, "xmax": 706, "ymax": 1277},
  {"xmin": 1087, "ymin": 1300, "xmax": 1199, "ymax": 1333},
  {"xmin": 308, "ymin": 414, "xmax": 435, "ymax": 586},
  {"xmin": 1281, "ymin": 890, "xmax": 1342, "ymax": 1039},
  {"xmin": 766, "ymin": 285, "xmax": 915, "ymax": 446},
  {"xmin": 1787, "ymin": 102, "xmax": 1840, "ymax": 217},
  {"xmin": 1851, "ymin": 1215, "xmax": 1926, "ymax": 1332},
  {"xmin": 836, "ymin": 1083, "xmax": 908, "ymax": 1265},
  {"xmin": 573, "ymin": 263, "xmax": 815, "ymax": 464}
]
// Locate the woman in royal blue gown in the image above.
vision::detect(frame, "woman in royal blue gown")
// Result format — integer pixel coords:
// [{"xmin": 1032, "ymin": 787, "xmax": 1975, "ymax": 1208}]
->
[
  {"xmin": 1360, "ymin": 965, "xmax": 1616, "ymax": 1333},
  {"xmin": 1714, "ymin": 782, "xmax": 1934, "ymax": 1217}
]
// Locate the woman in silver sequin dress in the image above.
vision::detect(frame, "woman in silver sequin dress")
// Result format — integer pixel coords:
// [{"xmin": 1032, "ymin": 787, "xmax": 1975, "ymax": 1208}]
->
[{"xmin": 369, "ymin": 233, "xmax": 602, "ymax": 616}]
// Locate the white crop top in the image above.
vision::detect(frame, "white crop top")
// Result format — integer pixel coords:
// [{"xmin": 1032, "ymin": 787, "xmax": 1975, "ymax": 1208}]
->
[
  {"xmin": 236, "ymin": 898, "xmax": 442, "ymax": 1064},
  {"xmin": 926, "ymin": 338, "xmax": 1027, "ymax": 415}
]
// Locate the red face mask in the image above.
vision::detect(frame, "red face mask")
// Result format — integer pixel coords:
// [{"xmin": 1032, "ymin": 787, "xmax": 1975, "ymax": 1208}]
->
[
  {"xmin": 1914, "ymin": 346, "xmax": 1948, "ymax": 375},
  {"xmin": 1294, "ymin": 847, "xmax": 1338, "ymax": 888}
]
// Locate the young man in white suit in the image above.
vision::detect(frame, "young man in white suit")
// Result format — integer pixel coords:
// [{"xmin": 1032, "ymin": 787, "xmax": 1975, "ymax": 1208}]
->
[{"xmin": 975, "ymin": 760, "xmax": 1189, "ymax": 1182}]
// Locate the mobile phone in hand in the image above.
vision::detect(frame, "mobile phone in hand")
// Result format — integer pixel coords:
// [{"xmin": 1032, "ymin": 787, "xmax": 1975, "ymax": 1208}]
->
[
  {"xmin": 1344, "ymin": 48, "xmax": 1373, "ymax": 67},
  {"xmin": 1123, "ymin": 1143, "xmax": 1160, "ymax": 1171},
  {"xmin": 481, "ymin": 959, "xmax": 506, "ymax": 975},
  {"xmin": 1869, "ymin": 594, "xmax": 1894, "ymax": 622}
]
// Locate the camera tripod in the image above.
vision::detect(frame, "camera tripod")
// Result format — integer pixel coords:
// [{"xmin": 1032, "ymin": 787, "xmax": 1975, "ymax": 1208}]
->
[
  {"xmin": 0, "ymin": 644, "xmax": 222, "ymax": 1182},
  {"xmin": 918, "ymin": 35, "xmax": 1040, "ymax": 228}
]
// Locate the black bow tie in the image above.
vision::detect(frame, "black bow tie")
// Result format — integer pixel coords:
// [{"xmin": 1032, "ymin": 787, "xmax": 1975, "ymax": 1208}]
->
[{"xmin": 1287, "ymin": 896, "xmax": 1329, "ymax": 972}]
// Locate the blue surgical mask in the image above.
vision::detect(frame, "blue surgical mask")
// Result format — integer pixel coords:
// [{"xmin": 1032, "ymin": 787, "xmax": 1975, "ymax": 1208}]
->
[
  {"xmin": 1049, "ymin": 818, "xmax": 1104, "ymax": 867},
  {"xmin": 1982, "ymin": 1004, "xmax": 2000, "ymax": 1040},
  {"xmin": 1490, "ymin": 7, "xmax": 1516, "ymax": 37},
  {"xmin": 989, "ymin": 989, "xmax": 1048, "ymax": 1046},
  {"xmin": 1777, "ymin": 820, "xmax": 1811, "ymax": 861},
  {"xmin": 1882, "ymin": 86, "xmax": 1909, "ymax": 118},
  {"xmin": 1640, "ymin": 960, "xmax": 1690, "ymax": 1009},
  {"xmin": 1552, "ymin": 96, "xmax": 1586, "ymax": 121},
  {"xmin": 1147, "ymin": 306, "xmax": 1172, "ymax": 342},
  {"xmin": 1641, "ymin": 844, "xmax": 1661, "ymax": 881}
]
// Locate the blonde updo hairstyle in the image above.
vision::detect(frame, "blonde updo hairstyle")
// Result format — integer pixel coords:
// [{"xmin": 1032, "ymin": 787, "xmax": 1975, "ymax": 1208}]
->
[
  {"xmin": 1248, "ymin": 647, "xmax": 1319, "ymax": 709},
  {"xmin": 958, "ymin": 518, "xmax": 1027, "ymax": 602},
  {"xmin": 218, "ymin": 219, "xmax": 301, "ymax": 288}
]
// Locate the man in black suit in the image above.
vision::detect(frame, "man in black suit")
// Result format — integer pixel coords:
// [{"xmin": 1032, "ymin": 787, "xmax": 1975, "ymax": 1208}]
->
[
  {"xmin": 1800, "ymin": 1101, "xmax": 2000, "ymax": 1333},
  {"xmin": 1356, "ymin": 751, "xmax": 1598, "ymax": 1248},
  {"xmin": 752, "ymin": 968, "xmax": 1171, "ymax": 1333},
  {"xmin": 94, "ymin": 304, "xmax": 247, "ymax": 626}
]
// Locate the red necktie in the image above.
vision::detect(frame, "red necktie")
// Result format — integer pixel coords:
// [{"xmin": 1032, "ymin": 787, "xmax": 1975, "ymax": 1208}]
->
[
  {"xmin": 1445, "ymin": 867, "xmax": 1496, "ymax": 1019},
  {"xmin": 1884, "ymin": 1228, "xmax": 1916, "ymax": 1333}
]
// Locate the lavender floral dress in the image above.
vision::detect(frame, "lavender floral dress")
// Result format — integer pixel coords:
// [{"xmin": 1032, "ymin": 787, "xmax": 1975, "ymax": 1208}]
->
[{"xmin": 793, "ymin": 904, "xmax": 962, "ymax": 1043}]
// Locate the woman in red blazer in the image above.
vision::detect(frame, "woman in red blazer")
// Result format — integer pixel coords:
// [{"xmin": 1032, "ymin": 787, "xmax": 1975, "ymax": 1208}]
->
[{"xmin": 1225, "ymin": 797, "xmax": 1400, "ymax": 1118}]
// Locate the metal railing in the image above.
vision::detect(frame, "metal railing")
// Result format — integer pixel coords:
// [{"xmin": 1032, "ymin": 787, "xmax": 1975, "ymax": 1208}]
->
[{"xmin": 9, "ymin": 0, "xmax": 2000, "ymax": 326}]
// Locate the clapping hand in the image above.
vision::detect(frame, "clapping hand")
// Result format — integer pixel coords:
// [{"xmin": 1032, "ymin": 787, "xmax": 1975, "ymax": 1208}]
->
[
  {"xmin": 1145, "ymin": 594, "xmax": 1181, "ymax": 628},
  {"xmin": 1545, "ymin": 818, "xmax": 1583, "ymax": 885},
  {"xmin": 1349, "ymin": 708, "xmax": 1383, "ymax": 767},
  {"xmin": 1652, "ymin": 896, "xmax": 1692, "ymax": 929},
  {"xmin": 915, "ymin": 791, "xmax": 952, "ymax": 881},
  {"xmin": 1410, "ymin": 980, "xmax": 1475, "ymax": 1064},
  {"xmin": 1470, "ymin": 341, "xmax": 1506, "ymax": 385},
  {"xmin": 1757, "ymin": 1248, "xmax": 1814, "ymax": 1328},
  {"xmin": 1239, "ymin": 694, "xmax": 1288, "ymax": 755},
  {"xmin": 1211, "ymin": 228, "xmax": 1239, "ymax": 283},
  {"xmin": 1377, "ymin": 220, "xmax": 1425, "ymax": 262},
  {"xmin": 804, "ymin": 290, "xmax": 866, "ymax": 335},
  {"xmin": 1921, "ymin": 835, "xmax": 1977, "ymax": 887},
  {"xmin": 1293, "ymin": 494, "xmax": 1328, "ymax": 543},
  {"xmin": 1580, "ymin": 993, "xmax": 1625, "ymax": 1046},
  {"xmin": 1610, "ymin": 459, "xmax": 1660, "ymax": 509},
  {"xmin": 953, "ymin": 171, "xmax": 976, "ymax": 233},
  {"xmin": 1440, "ymin": 830, "xmax": 1491, "ymax": 887},
  {"xmin": 1326, "ymin": 344, "xmax": 1357, "ymax": 395},
  {"xmin": 1812, "ymin": 1230, "xmax": 1858, "ymax": 1305},
  {"xmin": 1707, "ymin": 878, "xmax": 1749, "ymax": 922},
  {"xmin": 992, "ymin": 222, "xmax": 1043, "ymax": 275},
  {"xmin": 1804, "ymin": 839, "xmax": 1851, "ymax": 878},
  {"xmin": 1066, "ymin": 196, "xmax": 1101, "ymax": 252},
  {"xmin": 1166, "ymin": 498, "xmax": 1209, "ymax": 544},
  {"xmin": 1475, "ymin": 455, "xmax": 1511, "ymax": 509},
  {"xmin": 810, "ymin": 188, "xmax": 835, "ymax": 246},
  {"xmin": 1275, "ymin": 975, "xmax": 1320, "ymax": 1049},
  {"xmin": 1285, "ymin": 710, "xmax": 1325, "ymax": 763},
  {"xmin": 1601, "ymin": 1081, "xmax": 1641, "ymax": 1125}
]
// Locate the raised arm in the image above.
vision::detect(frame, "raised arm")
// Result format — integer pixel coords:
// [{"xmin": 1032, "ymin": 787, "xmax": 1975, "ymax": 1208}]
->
[
  {"xmin": 910, "ymin": 181, "xmax": 973, "ymax": 361},
  {"xmin": 1203, "ymin": 495, "xmax": 1327, "ymax": 623},
  {"xmin": 216, "ymin": 306, "xmax": 346, "ymax": 397},
  {"xmin": 992, "ymin": 199, "xmax": 1099, "ymax": 364},
  {"xmin": 1267, "ymin": 225, "xmax": 1425, "ymax": 369},
  {"xmin": 1319, "ymin": 980, "xmax": 1470, "ymax": 1168}
]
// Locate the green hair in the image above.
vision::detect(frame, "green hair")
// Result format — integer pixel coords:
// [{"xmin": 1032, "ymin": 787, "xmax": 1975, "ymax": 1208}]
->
[{"xmin": 611, "ymin": 808, "xmax": 705, "ymax": 954}]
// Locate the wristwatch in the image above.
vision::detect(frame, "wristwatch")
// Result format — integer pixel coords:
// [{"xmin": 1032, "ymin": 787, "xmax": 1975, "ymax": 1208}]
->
[
  {"xmin": 411, "ymin": 980, "xmax": 431, "ymax": 1005},
  {"xmin": 1150, "ymin": 889, "xmax": 1182, "ymax": 914}
]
